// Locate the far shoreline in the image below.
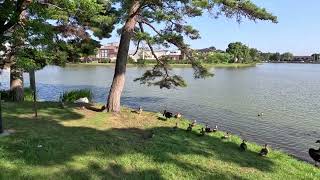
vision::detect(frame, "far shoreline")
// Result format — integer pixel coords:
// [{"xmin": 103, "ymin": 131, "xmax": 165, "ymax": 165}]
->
[{"xmin": 66, "ymin": 62, "xmax": 258, "ymax": 68}]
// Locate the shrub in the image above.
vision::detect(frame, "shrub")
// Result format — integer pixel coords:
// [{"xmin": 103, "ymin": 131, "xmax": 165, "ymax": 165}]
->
[
  {"xmin": 99, "ymin": 58, "xmax": 111, "ymax": 63},
  {"xmin": 127, "ymin": 56, "xmax": 136, "ymax": 63},
  {"xmin": 24, "ymin": 88, "xmax": 34, "ymax": 101},
  {"xmin": 60, "ymin": 89, "xmax": 93, "ymax": 102}
]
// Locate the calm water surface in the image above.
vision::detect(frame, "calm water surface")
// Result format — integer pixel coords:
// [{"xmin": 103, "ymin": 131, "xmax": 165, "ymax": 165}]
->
[{"xmin": 1, "ymin": 63, "xmax": 320, "ymax": 162}]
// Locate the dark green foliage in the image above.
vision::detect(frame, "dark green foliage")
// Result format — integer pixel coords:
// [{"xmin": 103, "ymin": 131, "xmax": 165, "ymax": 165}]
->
[
  {"xmin": 99, "ymin": 59, "xmax": 111, "ymax": 63},
  {"xmin": 280, "ymin": 52, "xmax": 294, "ymax": 61},
  {"xmin": 124, "ymin": 0, "xmax": 277, "ymax": 88},
  {"xmin": 60, "ymin": 89, "xmax": 93, "ymax": 102},
  {"xmin": 0, "ymin": 88, "xmax": 33, "ymax": 102}
]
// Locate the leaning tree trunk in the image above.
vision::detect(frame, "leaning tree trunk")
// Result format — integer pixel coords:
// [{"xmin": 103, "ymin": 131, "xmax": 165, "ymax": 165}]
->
[
  {"xmin": 10, "ymin": 64, "xmax": 24, "ymax": 102},
  {"xmin": 106, "ymin": 1, "xmax": 140, "ymax": 112}
]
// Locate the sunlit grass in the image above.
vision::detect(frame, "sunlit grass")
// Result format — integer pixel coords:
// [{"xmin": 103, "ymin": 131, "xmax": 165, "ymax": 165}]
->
[{"xmin": 0, "ymin": 102, "xmax": 318, "ymax": 179}]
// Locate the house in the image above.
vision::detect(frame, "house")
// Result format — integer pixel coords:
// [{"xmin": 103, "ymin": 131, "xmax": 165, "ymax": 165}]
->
[
  {"xmin": 95, "ymin": 42, "xmax": 119, "ymax": 62},
  {"xmin": 129, "ymin": 49, "xmax": 183, "ymax": 61},
  {"xmin": 292, "ymin": 56, "xmax": 313, "ymax": 62}
]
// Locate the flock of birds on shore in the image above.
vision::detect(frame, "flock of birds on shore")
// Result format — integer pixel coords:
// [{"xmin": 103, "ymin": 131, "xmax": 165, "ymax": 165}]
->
[{"xmin": 132, "ymin": 107, "xmax": 320, "ymax": 167}]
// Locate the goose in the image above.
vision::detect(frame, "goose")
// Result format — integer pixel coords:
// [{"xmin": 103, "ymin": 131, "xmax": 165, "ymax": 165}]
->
[
  {"xmin": 199, "ymin": 128, "xmax": 205, "ymax": 136},
  {"xmin": 258, "ymin": 112, "xmax": 264, "ymax": 117},
  {"xmin": 309, "ymin": 140, "xmax": 320, "ymax": 166},
  {"xmin": 205, "ymin": 125, "xmax": 213, "ymax": 133},
  {"xmin": 221, "ymin": 132, "xmax": 231, "ymax": 140},
  {"xmin": 174, "ymin": 113, "xmax": 182, "ymax": 118},
  {"xmin": 163, "ymin": 110, "xmax": 173, "ymax": 119},
  {"xmin": 259, "ymin": 144, "xmax": 269, "ymax": 156},
  {"xmin": 186, "ymin": 124, "xmax": 192, "ymax": 132},
  {"xmin": 212, "ymin": 125, "xmax": 218, "ymax": 132},
  {"xmin": 240, "ymin": 140, "xmax": 247, "ymax": 151},
  {"xmin": 132, "ymin": 106, "xmax": 143, "ymax": 114}
]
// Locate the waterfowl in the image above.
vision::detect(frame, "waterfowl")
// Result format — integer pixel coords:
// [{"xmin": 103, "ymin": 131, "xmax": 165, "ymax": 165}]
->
[
  {"xmin": 191, "ymin": 120, "xmax": 197, "ymax": 127},
  {"xmin": 213, "ymin": 125, "xmax": 218, "ymax": 132},
  {"xmin": 240, "ymin": 140, "xmax": 247, "ymax": 151},
  {"xmin": 221, "ymin": 132, "xmax": 231, "ymax": 140},
  {"xmin": 163, "ymin": 110, "xmax": 173, "ymax": 119},
  {"xmin": 259, "ymin": 144, "xmax": 269, "ymax": 156},
  {"xmin": 309, "ymin": 140, "xmax": 320, "ymax": 166},
  {"xmin": 199, "ymin": 128, "xmax": 205, "ymax": 136},
  {"xmin": 186, "ymin": 124, "xmax": 192, "ymax": 132},
  {"xmin": 174, "ymin": 113, "xmax": 182, "ymax": 118},
  {"xmin": 132, "ymin": 106, "xmax": 143, "ymax": 114},
  {"xmin": 205, "ymin": 125, "xmax": 213, "ymax": 133},
  {"xmin": 258, "ymin": 112, "xmax": 264, "ymax": 117}
]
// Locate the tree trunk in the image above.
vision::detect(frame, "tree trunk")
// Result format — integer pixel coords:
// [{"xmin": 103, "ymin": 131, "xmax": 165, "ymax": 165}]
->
[
  {"xmin": 106, "ymin": 1, "xmax": 140, "ymax": 112},
  {"xmin": 10, "ymin": 64, "xmax": 24, "ymax": 102},
  {"xmin": 0, "ymin": 92, "xmax": 3, "ymax": 134},
  {"xmin": 29, "ymin": 69, "xmax": 37, "ymax": 117}
]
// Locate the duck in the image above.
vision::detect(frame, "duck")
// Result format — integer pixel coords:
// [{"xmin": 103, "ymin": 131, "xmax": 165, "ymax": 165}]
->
[
  {"xmin": 163, "ymin": 110, "xmax": 173, "ymax": 119},
  {"xmin": 172, "ymin": 123, "xmax": 178, "ymax": 131},
  {"xmin": 205, "ymin": 124, "xmax": 213, "ymax": 133},
  {"xmin": 259, "ymin": 144, "xmax": 269, "ymax": 156},
  {"xmin": 221, "ymin": 132, "xmax": 231, "ymax": 140},
  {"xmin": 258, "ymin": 112, "xmax": 264, "ymax": 117},
  {"xmin": 309, "ymin": 140, "xmax": 320, "ymax": 166},
  {"xmin": 199, "ymin": 128, "xmax": 205, "ymax": 136},
  {"xmin": 186, "ymin": 124, "xmax": 192, "ymax": 132},
  {"xmin": 240, "ymin": 140, "xmax": 247, "ymax": 151},
  {"xmin": 174, "ymin": 113, "xmax": 182, "ymax": 118},
  {"xmin": 191, "ymin": 120, "xmax": 197, "ymax": 127}
]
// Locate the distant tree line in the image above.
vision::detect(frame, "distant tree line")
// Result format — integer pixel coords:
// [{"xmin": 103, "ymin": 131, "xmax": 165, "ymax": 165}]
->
[
  {"xmin": 195, "ymin": 42, "xmax": 265, "ymax": 64},
  {"xmin": 195, "ymin": 42, "xmax": 320, "ymax": 63}
]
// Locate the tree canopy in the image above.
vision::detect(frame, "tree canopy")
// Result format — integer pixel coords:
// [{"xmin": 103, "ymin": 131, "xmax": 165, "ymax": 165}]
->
[{"xmin": 104, "ymin": 0, "xmax": 277, "ymax": 112}]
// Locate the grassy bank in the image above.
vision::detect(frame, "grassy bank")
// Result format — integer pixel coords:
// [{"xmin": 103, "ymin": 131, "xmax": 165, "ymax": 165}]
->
[
  {"xmin": 0, "ymin": 102, "xmax": 318, "ymax": 179},
  {"xmin": 67, "ymin": 63, "xmax": 257, "ymax": 68}
]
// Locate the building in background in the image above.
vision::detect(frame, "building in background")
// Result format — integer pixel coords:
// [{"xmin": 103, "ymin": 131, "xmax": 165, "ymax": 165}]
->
[
  {"xmin": 95, "ymin": 42, "xmax": 119, "ymax": 62},
  {"xmin": 129, "ymin": 49, "xmax": 183, "ymax": 62}
]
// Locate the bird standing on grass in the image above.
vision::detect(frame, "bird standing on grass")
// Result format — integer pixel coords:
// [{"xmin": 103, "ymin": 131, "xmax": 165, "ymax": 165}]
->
[
  {"xmin": 163, "ymin": 110, "xmax": 173, "ymax": 119},
  {"xmin": 309, "ymin": 140, "xmax": 320, "ymax": 167},
  {"xmin": 186, "ymin": 124, "xmax": 192, "ymax": 132},
  {"xmin": 205, "ymin": 124, "xmax": 213, "ymax": 133},
  {"xmin": 259, "ymin": 144, "xmax": 269, "ymax": 156},
  {"xmin": 191, "ymin": 120, "xmax": 197, "ymax": 127},
  {"xmin": 132, "ymin": 106, "xmax": 143, "ymax": 114},
  {"xmin": 199, "ymin": 128, "xmax": 205, "ymax": 136},
  {"xmin": 221, "ymin": 132, "xmax": 231, "ymax": 140},
  {"xmin": 240, "ymin": 140, "xmax": 247, "ymax": 151},
  {"xmin": 213, "ymin": 125, "xmax": 218, "ymax": 132},
  {"xmin": 174, "ymin": 113, "xmax": 182, "ymax": 118}
]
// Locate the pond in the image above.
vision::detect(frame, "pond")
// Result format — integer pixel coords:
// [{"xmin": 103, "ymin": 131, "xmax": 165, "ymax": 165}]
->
[{"xmin": 1, "ymin": 63, "xmax": 320, "ymax": 162}]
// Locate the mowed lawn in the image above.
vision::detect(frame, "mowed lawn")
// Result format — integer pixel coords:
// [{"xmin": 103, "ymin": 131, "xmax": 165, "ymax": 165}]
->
[{"xmin": 0, "ymin": 102, "xmax": 319, "ymax": 180}]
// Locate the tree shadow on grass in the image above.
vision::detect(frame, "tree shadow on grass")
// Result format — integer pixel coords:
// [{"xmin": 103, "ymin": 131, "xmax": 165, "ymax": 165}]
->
[{"xmin": 0, "ymin": 103, "xmax": 275, "ymax": 179}]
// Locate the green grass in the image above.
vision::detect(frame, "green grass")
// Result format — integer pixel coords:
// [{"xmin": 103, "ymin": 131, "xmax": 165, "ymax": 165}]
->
[
  {"xmin": 0, "ymin": 102, "xmax": 319, "ymax": 179},
  {"xmin": 67, "ymin": 63, "xmax": 257, "ymax": 68},
  {"xmin": 60, "ymin": 89, "xmax": 93, "ymax": 102}
]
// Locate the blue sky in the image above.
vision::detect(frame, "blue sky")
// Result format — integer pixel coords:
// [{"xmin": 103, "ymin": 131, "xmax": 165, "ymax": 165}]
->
[{"xmin": 101, "ymin": 0, "xmax": 320, "ymax": 55}]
